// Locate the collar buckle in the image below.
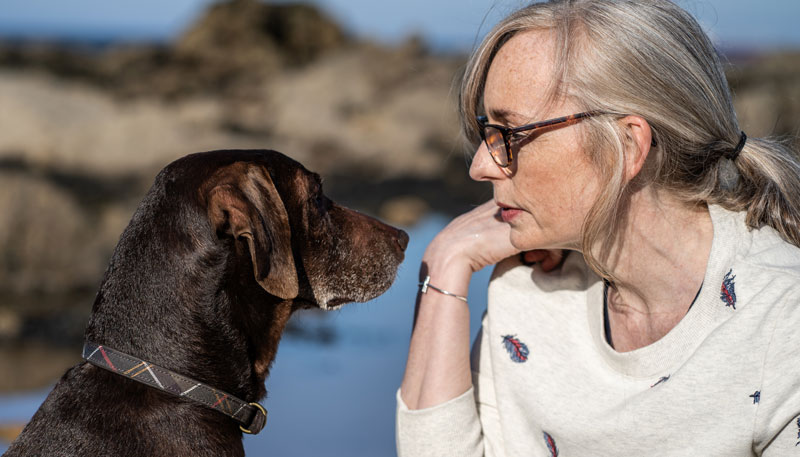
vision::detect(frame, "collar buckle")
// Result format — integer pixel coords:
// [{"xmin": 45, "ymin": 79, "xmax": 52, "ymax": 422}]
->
[{"xmin": 239, "ymin": 402, "xmax": 268, "ymax": 435}]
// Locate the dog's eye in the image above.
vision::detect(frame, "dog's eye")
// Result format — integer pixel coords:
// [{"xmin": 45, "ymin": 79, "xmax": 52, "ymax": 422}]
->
[
  {"xmin": 309, "ymin": 184, "xmax": 329, "ymax": 212},
  {"xmin": 307, "ymin": 174, "xmax": 330, "ymax": 213},
  {"xmin": 314, "ymin": 192, "xmax": 331, "ymax": 212}
]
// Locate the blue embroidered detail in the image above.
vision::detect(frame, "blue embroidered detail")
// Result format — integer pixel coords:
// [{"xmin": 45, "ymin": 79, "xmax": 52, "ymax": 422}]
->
[
  {"xmin": 720, "ymin": 269, "xmax": 737, "ymax": 309},
  {"xmin": 650, "ymin": 375, "xmax": 670, "ymax": 388},
  {"xmin": 543, "ymin": 431, "xmax": 559, "ymax": 457},
  {"xmin": 749, "ymin": 391, "xmax": 760, "ymax": 404},
  {"xmin": 501, "ymin": 335, "xmax": 529, "ymax": 363},
  {"xmin": 795, "ymin": 416, "xmax": 799, "ymax": 446}
]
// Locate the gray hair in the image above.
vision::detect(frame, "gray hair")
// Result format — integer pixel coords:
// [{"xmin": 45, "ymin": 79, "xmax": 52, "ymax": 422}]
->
[{"xmin": 461, "ymin": 0, "xmax": 800, "ymax": 281}]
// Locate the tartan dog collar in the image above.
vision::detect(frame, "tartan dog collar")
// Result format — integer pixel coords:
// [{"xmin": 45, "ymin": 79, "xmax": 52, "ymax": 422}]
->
[{"xmin": 82, "ymin": 341, "xmax": 267, "ymax": 435}]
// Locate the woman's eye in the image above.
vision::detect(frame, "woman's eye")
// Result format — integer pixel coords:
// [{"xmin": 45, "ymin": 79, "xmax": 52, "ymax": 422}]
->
[{"xmin": 511, "ymin": 131, "xmax": 539, "ymax": 149}]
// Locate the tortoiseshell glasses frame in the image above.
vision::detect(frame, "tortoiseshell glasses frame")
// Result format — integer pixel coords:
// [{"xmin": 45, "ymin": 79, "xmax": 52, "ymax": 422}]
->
[{"xmin": 476, "ymin": 111, "xmax": 604, "ymax": 168}]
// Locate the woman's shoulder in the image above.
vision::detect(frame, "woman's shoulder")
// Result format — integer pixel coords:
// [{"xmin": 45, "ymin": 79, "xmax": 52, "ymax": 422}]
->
[
  {"xmin": 714, "ymin": 204, "xmax": 800, "ymax": 277},
  {"xmin": 724, "ymin": 210, "xmax": 800, "ymax": 324},
  {"xmin": 489, "ymin": 251, "xmax": 598, "ymax": 299},
  {"xmin": 740, "ymin": 225, "xmax": 800, "ymax": 277}
]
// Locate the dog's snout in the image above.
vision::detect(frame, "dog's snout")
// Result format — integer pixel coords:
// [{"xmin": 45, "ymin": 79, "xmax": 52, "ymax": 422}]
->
[{"xmin": 396, "ymin": 229, "xmax": 409, "ymax": 251}]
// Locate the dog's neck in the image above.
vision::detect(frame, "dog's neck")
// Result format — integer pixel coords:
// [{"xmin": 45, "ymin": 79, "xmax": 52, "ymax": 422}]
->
[{"xmin": 84, "ymin": 202, "xmax": 293, "ymax": 404}]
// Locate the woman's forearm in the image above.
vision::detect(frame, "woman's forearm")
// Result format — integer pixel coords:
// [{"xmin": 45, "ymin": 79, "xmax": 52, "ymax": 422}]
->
[
  {"xmin": 400, "ymin": 261, "xmax": 474, "ymax": 410},
  {"xmin": 401, "ymin": 200, "xmax": 518, "ymax": 410}
]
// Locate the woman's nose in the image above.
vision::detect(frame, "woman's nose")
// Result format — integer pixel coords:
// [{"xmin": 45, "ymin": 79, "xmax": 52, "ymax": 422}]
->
[{"xmin": 469, "ymin": 141, "xmax": 510, "ymax": 181}]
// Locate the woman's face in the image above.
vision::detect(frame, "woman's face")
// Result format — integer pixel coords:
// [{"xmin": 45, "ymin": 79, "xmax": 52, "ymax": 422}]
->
[{"xmin": 469, "ymin": 30, "xmax": 602, "ymax": 252}]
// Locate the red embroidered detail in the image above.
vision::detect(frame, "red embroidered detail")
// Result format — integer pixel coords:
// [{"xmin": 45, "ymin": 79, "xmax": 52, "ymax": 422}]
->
[{"xmin": 720, "ymin": 269, "xmax": 737, "ymax": 309}]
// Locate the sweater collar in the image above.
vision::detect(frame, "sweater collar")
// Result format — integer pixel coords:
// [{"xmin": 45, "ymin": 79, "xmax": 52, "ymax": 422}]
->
[{"xmin": 587, "ymin": 205, "xmax": 749, "ymax": 378}]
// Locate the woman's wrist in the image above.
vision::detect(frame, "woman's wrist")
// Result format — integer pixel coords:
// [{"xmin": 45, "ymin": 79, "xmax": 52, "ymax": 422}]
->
[{"xmin": 419, "ymin": 256, "xmax": 472, "ymax": 298}]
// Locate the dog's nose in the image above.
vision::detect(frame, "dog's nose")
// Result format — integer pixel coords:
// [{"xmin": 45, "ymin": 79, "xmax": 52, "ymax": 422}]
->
[{"xmin": 396, "ymin": 229, "xmax": 409, "ymax": 251}]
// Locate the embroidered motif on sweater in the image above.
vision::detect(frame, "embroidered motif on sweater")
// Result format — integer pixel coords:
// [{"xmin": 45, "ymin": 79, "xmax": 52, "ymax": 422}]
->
[
  {"xmin": 501, "ymin": 335, "xmax": 529, "ymax": 363},
  {"xmin": 650, "ymin": 375, "xmax": 670, "ymax": 388},
  {"xmin": 720, "ymin": 269, "xmax": 737, "ymax": 309},
  {"xmin": 543, "ymin": 431, "xmax": 559, "ymax": 457},
  {"xmin": 749, "ymin": 391, "xmax": 760, "ymax": 404}
]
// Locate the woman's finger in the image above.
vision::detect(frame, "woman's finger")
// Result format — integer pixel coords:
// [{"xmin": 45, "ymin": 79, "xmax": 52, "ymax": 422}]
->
[
  {"xmin": 425, "ymin": 200, "xmax": 520, "ymax": 274},
  {"xmin": 522, "ymin": 250, "xmax": 548, "ymax": 265},
  {"xmin": 521, "ymin": 249, "xmax": 565, "ymax": 272},
  {"xmin": 539, "ymin": 250, "xmax": 565, "ymax": 272}
]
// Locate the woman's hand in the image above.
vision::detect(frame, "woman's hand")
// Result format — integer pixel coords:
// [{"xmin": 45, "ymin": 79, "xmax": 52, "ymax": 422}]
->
[
  {"xmin": 522, "ymin": 249, "xmax": 566, "ymax": 272},
  {"xmin": 422, "ymin": 200, "xmax": 565, "ymax": 280},
  {"xmin": 422, "ymin": 200, "xmax": 519, "ymax": 284}
]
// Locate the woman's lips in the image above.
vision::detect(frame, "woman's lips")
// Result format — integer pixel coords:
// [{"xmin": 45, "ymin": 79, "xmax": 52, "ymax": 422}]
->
[{"xmin": 498, "ymin": 204, "xmax": 523, "ymax": 222}]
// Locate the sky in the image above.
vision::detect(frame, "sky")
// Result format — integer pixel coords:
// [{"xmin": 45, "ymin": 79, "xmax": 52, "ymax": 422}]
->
[{"xmin": 1, "ymin": 0, "xmax": 799, "ymax": 53}]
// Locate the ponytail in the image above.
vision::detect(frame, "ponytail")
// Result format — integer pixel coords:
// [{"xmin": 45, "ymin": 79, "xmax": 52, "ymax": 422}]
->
[{"xmin": 714, "ymin": 138, "xmax": 800, "ymax": 247}]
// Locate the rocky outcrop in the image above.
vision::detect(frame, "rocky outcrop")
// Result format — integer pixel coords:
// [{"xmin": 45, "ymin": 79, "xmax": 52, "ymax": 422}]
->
[
  {"xmin": 176, "ymin": 0, "xmax": 346, "ymax": 68},
  {"xmin": 0, "ymin": 0, "xmax": 348, "ymax": 99}
]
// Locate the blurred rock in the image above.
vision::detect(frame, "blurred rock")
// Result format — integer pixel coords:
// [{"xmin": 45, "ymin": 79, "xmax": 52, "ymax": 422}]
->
[
  {"xmin": 0, "ymin": 171, "xmax": 99, "ymax": 294},
  {"xmin": 0, "ymin": 424, "xmax": 24, "ymax": 444},
  {"xmin": 0, "ymin": 70, "xmax": 274, "ymax": 176},
  {"xmin": 379, "ymin": 195, "xmax": 430, "ymax": 227},
  {"xmin": 0, "ymin": 0, "xmax": 348, "ymax": 100},
  {"xmin": 263, "ymin": 43, "xmax": 463, "ymax": 180},
  {"xmin": 0, "ymin": 343, "xmax": 80, "ymax": 392},
  {"xmin": 0, "ymin": 308, "xmax": 21, "ymax": 340},
  {"xmin": 0, "ymin": 40, "xmax": 101, "ymax": 83},
  {"xmin": 727, "ymin": 51, "xmax": 800, "ymax": 140},
  {"xmin": 177, "ymin": 0, "xmax": 346, "ymax": 68},
  {"xmin": 102, "ymin": 0, "xmax": 350, "ymax": 99}
]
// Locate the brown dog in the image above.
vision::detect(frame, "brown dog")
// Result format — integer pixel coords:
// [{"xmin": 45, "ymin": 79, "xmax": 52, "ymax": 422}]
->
[{"xmin": 3, "ymin": 150, "xmax": 407, "ymax": 457}]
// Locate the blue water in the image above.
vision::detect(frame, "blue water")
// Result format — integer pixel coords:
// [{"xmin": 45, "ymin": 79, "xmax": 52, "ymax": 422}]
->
[{"xmin": 0, "ymin": 214, "xmax": 492, "ymax": 456}]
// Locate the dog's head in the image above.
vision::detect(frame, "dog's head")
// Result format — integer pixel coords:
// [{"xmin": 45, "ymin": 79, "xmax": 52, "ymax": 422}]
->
[
  {"xmin": 85, "ymin": 149, "xmax": 406, "ymax": 388},
  {"xmin": 189, "ymin": 150, "xmax": 407, "ymax": 310}
]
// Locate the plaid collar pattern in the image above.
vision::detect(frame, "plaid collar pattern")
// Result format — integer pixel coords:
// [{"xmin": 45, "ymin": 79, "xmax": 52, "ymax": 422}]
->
[{"xmin": 82, "ymin": 341, "xmax": 267, "ymax": 434}]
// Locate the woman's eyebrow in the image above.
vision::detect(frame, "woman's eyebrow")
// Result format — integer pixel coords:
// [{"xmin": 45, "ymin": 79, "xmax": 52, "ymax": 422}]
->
[{"xmin": 487, "ymin": 108, "xmax": 526, "ymax": 125}]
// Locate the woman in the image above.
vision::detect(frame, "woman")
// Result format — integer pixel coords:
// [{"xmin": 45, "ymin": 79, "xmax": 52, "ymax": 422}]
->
[{"xmin": 397, "ymin": 1, "xmax": 800, "ymax": 456}]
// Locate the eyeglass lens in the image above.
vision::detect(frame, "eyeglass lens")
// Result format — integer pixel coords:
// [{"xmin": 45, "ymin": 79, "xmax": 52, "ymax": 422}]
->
[{"xmin": 484, "ymin": 126, "xmax": 510, "ymax": 167}]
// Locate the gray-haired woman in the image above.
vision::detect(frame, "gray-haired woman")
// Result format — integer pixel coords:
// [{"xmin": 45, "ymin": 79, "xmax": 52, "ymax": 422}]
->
[{"xmin": 397, "ymin": 1, "xmax": 800, "ymax": 455}]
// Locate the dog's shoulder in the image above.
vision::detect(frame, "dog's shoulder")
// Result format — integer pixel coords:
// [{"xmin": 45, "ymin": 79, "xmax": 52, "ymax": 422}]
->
[{"xmin": 6, "ymin": 363, "xmax": 244, "ymax": 457}]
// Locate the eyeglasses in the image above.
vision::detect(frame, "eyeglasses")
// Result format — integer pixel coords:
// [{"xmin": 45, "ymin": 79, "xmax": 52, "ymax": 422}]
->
[{"xmin": 476, "ymin": 111, "xmax": 603, "ymax": 168}]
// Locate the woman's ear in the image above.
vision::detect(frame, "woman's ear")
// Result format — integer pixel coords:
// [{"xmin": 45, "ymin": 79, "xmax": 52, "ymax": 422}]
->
[{"xmin": 618, "ymin": 115, "xmax": 653, "ymax": 183}]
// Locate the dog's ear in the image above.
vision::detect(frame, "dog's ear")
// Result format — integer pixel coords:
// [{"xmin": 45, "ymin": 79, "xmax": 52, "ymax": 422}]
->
[{"xmin": 206, "ymin": 165, "xmax": 298, "ymax": 299}]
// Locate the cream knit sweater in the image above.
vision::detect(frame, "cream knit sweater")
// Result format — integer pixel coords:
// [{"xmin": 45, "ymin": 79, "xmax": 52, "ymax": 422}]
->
[{"xmin": 397, "ymin": 206, "xmax": 800, "ymax": 456}]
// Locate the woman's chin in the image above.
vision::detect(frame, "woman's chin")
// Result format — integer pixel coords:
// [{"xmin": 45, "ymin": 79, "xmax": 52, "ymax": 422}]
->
[
  {"xmin": 508, "ymin": 230, "xmax": 545, "ymax": 252},
  {"xmin": 508, "ymin": 227, "xmax": 570, "ymax": 253}
]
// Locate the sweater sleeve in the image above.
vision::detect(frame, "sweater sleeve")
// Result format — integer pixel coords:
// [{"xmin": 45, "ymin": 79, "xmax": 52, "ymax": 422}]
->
[
  {"xmin": 396, "ymin": 387, "xmax": 484, "ymax": 457},
  {"xmin": 396, "ymin": 313, "xmax": 503, "ymax": 457},
  {"xmin": 754, "ymin": 294, "xmax": 800, "ymax": 455}
]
